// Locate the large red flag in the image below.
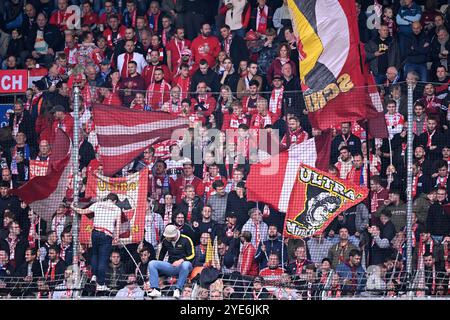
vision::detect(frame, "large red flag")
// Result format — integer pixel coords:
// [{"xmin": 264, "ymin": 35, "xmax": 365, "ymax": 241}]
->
[
  {"xmin": 246, "ymin": 132, "xmax": 332, "ymax": 213},
  {"xmin": 12, "ymin": 129, "xmax": 71, "ymax": 221},
  {"xmin": 92, "ymin": 104, "xmax": 189, "ymax": 176},
  {"xmin": 246, "ymin": 133, "xmax": 368, "ymax": 238},
  {"xmin": 288, "ymin": 0, "xmax": 368, "ymax": 130}
]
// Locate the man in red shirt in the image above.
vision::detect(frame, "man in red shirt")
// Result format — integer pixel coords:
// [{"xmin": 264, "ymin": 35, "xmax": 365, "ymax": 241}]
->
[
  {"xmin": 171, "ymin": 162, "xmax": 205, "ymax": 204},
  {"xmin": 250, "ymin": 98, "xmax": 277, "ymax": 129},
  {"xmin": 142, "ymin": 50, "xmax": 172, "ymax": 87},
  {"xmin": 166, "ymin": 27, "xmax": 192, "ymax": 74},
  {"xmin": 191, "ymin": 23, "xmax": 221, "ymax": 68},
  {"xmin": 50, "ymin": 105, "xmax": 74, "ymax": 143},
  {"xmin": 81, "ymin": 2, "xmax": 98, "ymax": 28},
  {"xmin": 49, "ymin": 0, "xmax": 73, "ymax": 31},
  {"xmin": 259, "ymin": 253, "xmax": 284, "ymax": 284},
  {"xmin": 222, "ymin": 101, "xmax": 248, "ymax": 131},
  {"xmin": 172, "ymin": 64, "xmax": 192, "ymax": 100},
  {"xmin": 189, "ymin": 82, "xmax": 215, "ymax": 118},
  {"xmin": 145, "ymin": 68, "xmax": 171, "ymax": 110},
  {"xmin": 103, "ymin": 14, "xmax": 127, "ymax": 48}
]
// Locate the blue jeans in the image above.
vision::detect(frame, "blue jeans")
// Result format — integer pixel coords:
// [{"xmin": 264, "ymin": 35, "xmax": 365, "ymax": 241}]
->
[
  {"xmin": 91, "ymin": 230, "xmax": 113, "ymax": 286},
  {"xmin": 404, "ymin": 63, "xmax": 428, "ymax": 82},
  {"xmin": 148, "ymin": 260, "xmax": 193, "ymax": 290}
]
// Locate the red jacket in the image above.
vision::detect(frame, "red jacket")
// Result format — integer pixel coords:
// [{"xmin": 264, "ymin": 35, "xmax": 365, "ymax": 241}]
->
[
  {"xmin": 239, "ymin": 243, "xmax": 259, "ymax": 276},
  {"xmin": 280, "ymin": 128, "xmax": 309, "ymax": 148},
  {"xmin": 267, "ymin": 58, "xmax": 297, "ymax": 85},
  {"xmin": 51, "ymin": 114, "xmax": 74, "ymax": 143},
  {"xmin": 250, "ymin": 112, "xmax": 278, "ymax": 129},
  {"xmin": 222, "ymin": 113, "xmax": 248, "ymax": 131}
]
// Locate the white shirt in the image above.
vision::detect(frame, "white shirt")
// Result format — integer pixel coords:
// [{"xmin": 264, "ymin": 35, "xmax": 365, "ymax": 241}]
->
[
  {"xmin": 165, "ymin": 157, "xmax": 191, "ymax": 180},
  {"xmin": 90, "ymin": 200, "xmax": 122, "ymax": 235},
  {"xmin": 117, "ymin": 52, "xmax": 148, "ymax": 75}
]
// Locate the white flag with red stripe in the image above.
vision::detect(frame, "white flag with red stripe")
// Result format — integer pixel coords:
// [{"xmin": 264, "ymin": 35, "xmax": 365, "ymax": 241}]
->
[
  {"xmin": 12, "ymin": 129, "xmax": 71, "ymax": 221},
  {"xmin": 92, "ymin": 104, "xmax": 189, "ymax": 176},
  {"xmin": 246, "ymin": 132, "xmax": 332, "ymax": 213}
]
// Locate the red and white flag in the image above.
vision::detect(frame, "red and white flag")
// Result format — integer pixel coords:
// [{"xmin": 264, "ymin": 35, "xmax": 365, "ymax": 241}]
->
[
  {"xmin": 79, "ymin": 168, "xmax": 149, "ymax": 245},
  {"xmin": 246, "ymin": 132, "xmax": 332, "ymax": 213},
  {"xmin": 247, "ymin": 132, "xmax": 369, "ymax": 238},
  {"xmin": 12, "ymin": 129, "xmax": 71, "ymax": 221},
  {"xmin": 29, "ymin": 160, "xmax": 49, "ymax": 179},
  {"xmin": 92, "ymin": 104, "xmax": 189, "ymax": 176}
]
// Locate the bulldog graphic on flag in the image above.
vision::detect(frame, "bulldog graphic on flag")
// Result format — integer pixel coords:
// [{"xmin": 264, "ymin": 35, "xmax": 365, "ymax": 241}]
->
[
  {"xmin": 80, "ymin": 169, "xmax": 149, "ymax": 245},
  {"xmin": 287, "ymin": 0, "xmax": 369, "ymax": 130},
  {"xmin": 285, "ymin": 164, "xmax": 368, "ymax": 238}
]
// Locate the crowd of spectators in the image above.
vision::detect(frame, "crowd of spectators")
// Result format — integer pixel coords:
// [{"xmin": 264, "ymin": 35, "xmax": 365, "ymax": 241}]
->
[{"xmin": 0, "ymin": 0, "xmax": 449, "ymax": 299}]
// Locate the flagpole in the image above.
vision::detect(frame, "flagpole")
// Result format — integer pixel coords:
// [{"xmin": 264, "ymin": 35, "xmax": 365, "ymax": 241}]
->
[
  {"xmin": 72, "ymin": 85, "xmax": 81, "ymax": 298},
  {"xmin": 364, "ymin": 121, "xmax": 371, "ymax": 189},
  {"xmin": 406, "ymin": 84, "xmax": 414, "ymax": 285}
]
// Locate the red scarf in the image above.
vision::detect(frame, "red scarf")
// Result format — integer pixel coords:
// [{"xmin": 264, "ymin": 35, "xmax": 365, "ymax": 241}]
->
[
  {"xmin": 28, "ymin": 218, "xmax": 39, "ymax": 248},
  {"xmin": 224, "ymin": 35, "xmax": 232, "ymax": 56},
  {"xmin": 427, "ymin": 130, "xmax": 435, "ymax": 148},
  {"xmin": 412, "ymin": 174, "xmax": 420, "ymax": 199},
  {"xmin": 174, "ymin": 76, "xmax": 190, "ymax": 100},
  {"xmin": 7, "ymin": 236, "xmax": 18, "ymax": 260},
  {"xmin": 257, "ymin": 6, "xmax": 268, "ymax": 34},
  {"xmin": 46, "ymin": 261, "xmax": 57, "ymax": 281},
  {"xmin": 269, "ymin": 87, "xmax": 283, "ymax": 115},
  {"xmin": 146, "ymin": 80, "xmax": 169, "ymax": 110},
  {"xmin": 436, "ymin": 175, "xmax": 448, "ymax": 188},
  {"xmin": 121, "ymin": 52, "xmax": 133, "ymax": 78},
  {"xmin": 444, "ymin": 243, "xmax": 450, "ymax": 271},
  {"xmin": 295, "ymin": 260, "xmax": 306, "ymax": 275}
]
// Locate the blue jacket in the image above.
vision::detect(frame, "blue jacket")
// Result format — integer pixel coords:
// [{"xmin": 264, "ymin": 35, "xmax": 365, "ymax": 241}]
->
[
  {"xmin": 396, "ymin": 3, "xmax": 422, "ymax": 34},
  {"xmin": 336, "ymin": 262, "xmax": 366, "ymax": 295},
  {"xmin": 254, "ymin": 237, "xmax": 288, "ymax": 269}
]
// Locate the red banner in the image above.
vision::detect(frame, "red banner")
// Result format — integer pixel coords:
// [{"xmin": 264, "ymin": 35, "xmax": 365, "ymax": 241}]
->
[
  {"xmin": 79, "ymin": 169, "xmax": 149, "ymax": 245},
  {"xmin": 29, "ymin": 160, "xmax": 49, "ymax": 179},
  {"xmin": 0, "ymin": 70, "xmax": 28, "ymax": 93},
  {"xmin": 284, "ymin": 163, "xmax": 368, "ymax": 238},
  {"xmin": 288, "ymin": 0, "xmax": 368, "ymax": 130}
]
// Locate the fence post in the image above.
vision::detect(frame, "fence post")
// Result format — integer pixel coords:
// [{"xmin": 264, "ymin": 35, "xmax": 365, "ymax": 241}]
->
[
  {"xmin": 406, "ymin": 84, "xmax": 414, "ymax": 287},
  {"xmin": 72, "ymin": 85, "xmax": 81, "ymax": 298}
]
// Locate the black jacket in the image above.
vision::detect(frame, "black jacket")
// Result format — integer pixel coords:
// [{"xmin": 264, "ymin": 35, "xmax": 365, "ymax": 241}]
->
[
  {"xmin": 0, "ymin": 195, "xmax": 27, "ymax": 229},
  {"xmin": 79, "ymin": 139, "xmax": 96, "ymax": 170},
  {"xmin": 158, "ymin": 233, "xmax": 195, "ymax": 263},
  {"xmin": 190, "ymin": 69, "xmax": 221, "ymax": 94},
  {"xmin": 248, "ymin": 7, "xmax": 274, "ymax": 32},
  {"xmin": 365, "ymin": 36, "xmax": 401, "ymax": 75},
  {"xmin": 225, "ymin": 191, "xmax": 249, "ymax": 229},
  {"xmin": 178, "ymin": 196, "xmax": 204, "ymax": 223},
  {"xmin": 14, "ymin": 260, "xmax": 44, "ymax": 279},
  {"xmin": 8, "ymin": 110, "xmax": 35, "ymax": 148},
  {"xmin": 0, "ymin": 237, "xmax": 28, "ymax": 268},
  {"xmin": 426, "ymin": 202, "xmax": 450, "ymax": 236},
  {"xmin": 414, "ymin": 130, "xmax": 446, "ymax": 162},
  {"xmin": 404, "ymin": 31, "xmax": 430, "ymax": 64},
  {"xmin": 222, "ymin": 34, "xmax": 249, "ymax": 71},
  {"xmin": 26, "ymin": 24, "xmax": 64, "ymax": 52},
  {"xmin": 330, "ymin": 134, "xmax": 362, "ymax": 164}
]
